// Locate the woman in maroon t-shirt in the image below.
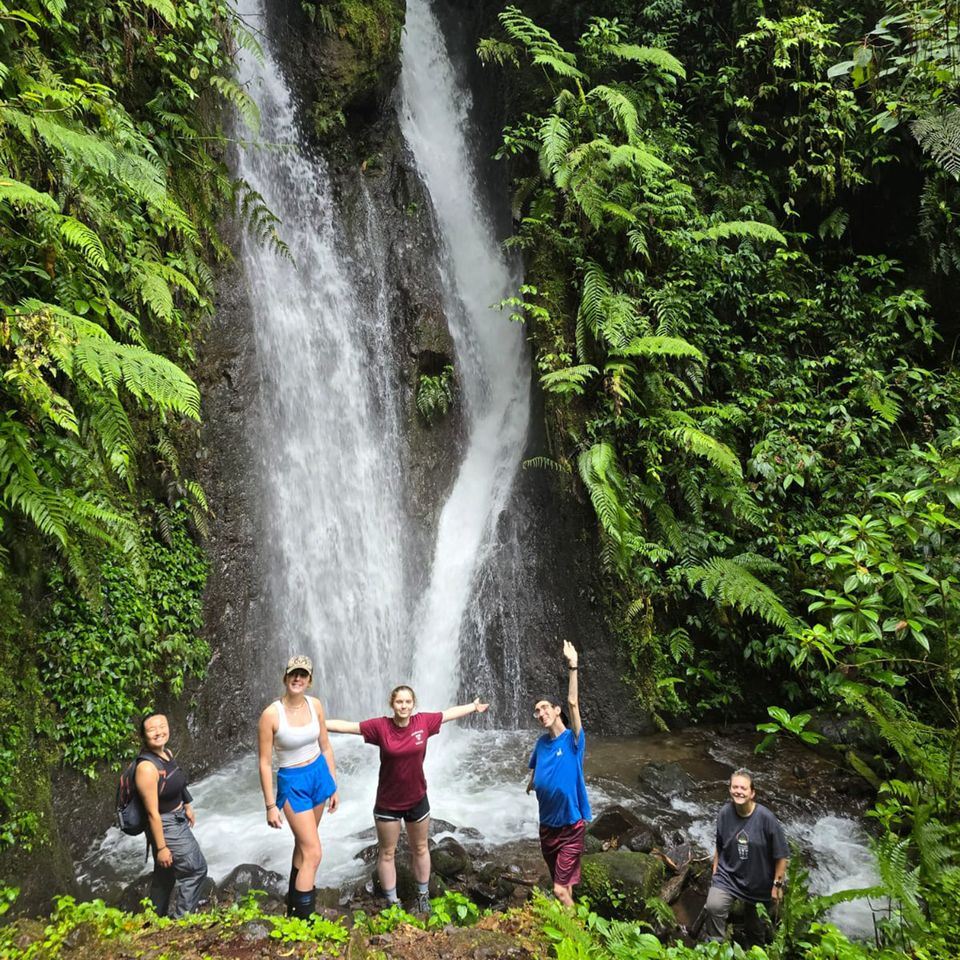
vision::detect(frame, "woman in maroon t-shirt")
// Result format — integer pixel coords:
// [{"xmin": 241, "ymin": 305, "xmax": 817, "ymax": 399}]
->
[{"xmin": 327, "ymin": 685, "xmax": 488, "ymax": 914}]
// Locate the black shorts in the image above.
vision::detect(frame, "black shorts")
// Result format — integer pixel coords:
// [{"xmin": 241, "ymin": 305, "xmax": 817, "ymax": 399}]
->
[{"xmin": 373, "ymin": 794, "xmax": 430, "ymax": 823}]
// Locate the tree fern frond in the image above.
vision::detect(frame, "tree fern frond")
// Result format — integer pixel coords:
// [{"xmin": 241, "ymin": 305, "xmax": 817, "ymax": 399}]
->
[
  {"xmin": 587, "ymin": 84, "xmax": 639, "ymax": 142},
  {"xmin": 911, "ymin": 108, "xmax": 960, "ymax": 178},
  {"xmin": 687, "ymin": 556, "xmax": 795, "ymax": 629},
  {"xmin": 540, "ymin": 364, "xmax": 599, "ymax": 395},
  {"xmin": 211, "ymin": 75, "xmax": 261, "ymax": 135},
  {"xmin": 58, "ymin": 216, "xmax": 109, "ymax": 271},
  {"xmin": 692, "ymin": 220, "xmax": 786, "ymax": 245},
  {"xmin": 0, "ymin": 177, "xmax": 59, "ymax": 213},
  {"xmin": 140, "ymin": 0, "xmax": 177, "ymax": 23},
  {"xmin": 619, "ymin": 335, "xmax": 704, "ymax": 363},
  {"xmin": 667, "ymin": 424, "xmax": 742, "ymax": 479},
  {"xmin": 522, "ymin": 456, "xmax": 572, "ymax": 473},
  {"xmin": 605, "ymin": 43, "xmax": 686, "ymax": 79}
]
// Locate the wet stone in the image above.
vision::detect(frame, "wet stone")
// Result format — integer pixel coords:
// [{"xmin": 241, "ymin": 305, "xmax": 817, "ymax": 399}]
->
[{"xmin": 589, "ymin": 804, "xmax": 642, "ymax": 842}]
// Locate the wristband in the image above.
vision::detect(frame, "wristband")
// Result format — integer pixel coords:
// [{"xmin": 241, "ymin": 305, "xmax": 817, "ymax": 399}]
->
[
  {"xmin": 569, "ymin": 666, "xmax": 578, "ymax": 670},
  {"xmin": 773, "ymin": 880, "xmax": 784, "ymax": 888},
  {"xmin": 266, "ymin": 802, "xmax": 277, "ymax": 810},
  {"xmin": 157, "ymin": 846, "xmax": 168, "ymax": 853}
]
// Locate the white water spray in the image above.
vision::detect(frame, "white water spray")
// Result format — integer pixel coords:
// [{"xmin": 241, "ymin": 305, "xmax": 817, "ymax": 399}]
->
[{"xmin": 400, "ymin": 0, "xmax": 531, "ymax": 709}]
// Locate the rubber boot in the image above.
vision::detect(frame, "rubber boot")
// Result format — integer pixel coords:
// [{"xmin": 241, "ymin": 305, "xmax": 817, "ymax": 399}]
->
[
  {"xmin": 285, "ymin": 863, "xmax": 299, "ymax": 915},
  {"xmin": 289, "ymin": 888, "xmax": 315, "ymax": 919}
]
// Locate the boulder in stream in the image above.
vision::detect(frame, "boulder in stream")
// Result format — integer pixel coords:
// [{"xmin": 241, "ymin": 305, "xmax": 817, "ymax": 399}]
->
[{"xmin": 578, "ymin": 851, "xmax": 665, "ymax": 919}]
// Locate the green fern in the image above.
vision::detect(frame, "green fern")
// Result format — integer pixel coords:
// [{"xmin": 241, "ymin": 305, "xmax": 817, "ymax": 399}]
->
[
  {"xmin": 605, "ymin": 43, "xmax": 686, "ymax": 78},
  {"xmin": 540, "ymin": 364, "xmax": 599, "ymax": 395},
  {"xmin": 619, "ymin": 335, "xmax": 704, "ymax": 363},
  {"xmin": 691, "ymin": 220, "xmax": 787, "ymax": 245},
  {"xmin": 911, "ymin": 108, "xmax": 960, "ymax": 179},
  {"xmin": 211, "ymin": 75, "xmax": 261, "ymax": 136},
  {"xmin": 686, "ymin": 556, "xmax": 795, "ymax": 629}
]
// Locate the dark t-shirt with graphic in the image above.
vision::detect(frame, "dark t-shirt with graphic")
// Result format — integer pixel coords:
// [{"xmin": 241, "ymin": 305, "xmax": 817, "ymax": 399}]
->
[
  {"xmin": 359, "ymin": 711, "xmax": 443, "ymax": 810},
  {"xmin": 712, "ymin": 801, "xmax": 788, "ymax": 903}
]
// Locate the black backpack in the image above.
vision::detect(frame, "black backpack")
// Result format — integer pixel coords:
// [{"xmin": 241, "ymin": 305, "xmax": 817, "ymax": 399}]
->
[{"xmin": 116, "ymin": 752, "xmax": 165, "ymax": 835}]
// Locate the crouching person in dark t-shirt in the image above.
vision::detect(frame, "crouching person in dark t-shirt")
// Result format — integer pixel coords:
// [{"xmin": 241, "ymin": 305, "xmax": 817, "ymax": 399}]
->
[
  {"xmin": 702, "ymin": 767, "xmax": 789, "ymax": 945},
  {"xmin": 527, "ymin": 641, "xmax": 591, "ymax": 907}
]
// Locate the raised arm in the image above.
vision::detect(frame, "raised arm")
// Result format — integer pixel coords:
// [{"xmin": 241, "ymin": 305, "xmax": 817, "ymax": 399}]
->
[
  {"xmin": 564, "ymin": 640, "xmax": 581, "ymax": 741},
  {"xmin": 257, "ymin": 707, "xmax": 283, "ymax": 829},
  {"xmin": 314, "ymin": 698, "xmax": 339, "ymax": 812},
  {"xmin": 325, "ymin": 719, "xmax": 362, "ymax": 735},
  {"xmin": 442, "ymin": 697, "xmax": 489, "ymax": 723}
]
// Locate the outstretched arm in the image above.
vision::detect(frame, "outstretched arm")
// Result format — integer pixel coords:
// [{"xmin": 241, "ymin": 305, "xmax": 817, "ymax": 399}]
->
[
  {"xmin": 325, "ymin": 719, "xmax": 362, "ymax": 735},
  {"xmin": 314, "ymin": 699, "xmax": 339, "ymax": 813},
  {"xmin": 564, "ymin": 640, "xmax": 581, "ymax": 741},
  {"xmin": 442, "ymin": 697, "xmax": 489, "ymax": 723}
]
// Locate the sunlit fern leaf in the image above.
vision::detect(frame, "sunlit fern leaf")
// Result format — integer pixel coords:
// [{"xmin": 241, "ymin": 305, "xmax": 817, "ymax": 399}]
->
[
  {"xmin": 0, "ymin": 177, "xmax": 59, "ymax": 212},
  {"xmin": 668, "ymin": 424, "xmax": 742, "ymax": 479},
  {"xmin": 911, "ymin": 108, "xmax": 960, "ymax": 179},
  {"xmin": 600, "ymin": 200, "xmax": 636, "ymax": 223},
  {"xmin": 627, "ymin": 226, "xmax": 649, "ymax": 259},
  {"xmin": 619, "ymin": 335, "xmax": 704, "ymax": 363},
  {"xmin": 40, "ymin": 0, "xmax": 67, "ymax": 22},
  {"xmin": 605, "ymin": 43, "xmax": 686, "ymax": 78},
  {"xmin": 538, "ymin": 115, "xmax": 571, "ymax": 180},
  {"xmin": 691, "ymin": 220, "xmax": 786, "ymax": 245},
  {"xmin": 686, "ymin": 556, "xmax": 795, "ymax": 630},
  {"xmin": 231, "ymin": 16, "xmax": 265, "ymax": 64},
  {"xmin": 587, "ymin": 85, "xmax": 639, "ymax": 142},
  {"xmin": 149, "ymin": 261, "xmax": 200, "ymax": 302},
  {"xmin": 86, "ymin": 391, "xmax": 136, "ymax": 483},
  {"xmin": 531, "ymin": 52, "xmax": 587, "ymax": 80},
  {"xmin": 140, "ymin": 0, "xmax": 176, "ymax": 23},
  {"xmin": 522, "ymin": 456, "xmax": 572, "ymax": 473},
  {"xmin": 58, "ymin": 216, "xmax": 108, "ymax": 271},
  {"xmin": 476, "ymin": 38, "xmax": 519, "ymax": 67},
  {"xmin": 539, "ymin": 364, "xmax": 599, "ymax": 395},
  {"xmin": 861, "ymin": 384, "xmax": 902, "ymax": 423},
  {"xmin": 211, "ymin": 75, "xmax": 261, "ymax": 136},
  {"xmin": 607, "ymin": 143, "xmax": 671, "ymax": 175},
  {"xmin": 133, "ymin": 267, "xmax": 174, "ymax": 322}
]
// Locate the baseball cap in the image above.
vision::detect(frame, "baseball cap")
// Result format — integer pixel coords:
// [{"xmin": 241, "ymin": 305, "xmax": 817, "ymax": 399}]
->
[{"xmin": 284, "ymin": 655, "xmax": 313, "ymax": 676}]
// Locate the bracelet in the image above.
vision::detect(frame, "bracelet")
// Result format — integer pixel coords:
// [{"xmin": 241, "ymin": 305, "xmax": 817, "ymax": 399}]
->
[
  {"xmin": 157, "ymin": 846, "xmax": 167, "ymax": 853},
  {"xmin": 266, "ymin": 802, "xmax": 277, "ymax": 810},
  {"xmin": 569, "ymin": 666, "xmax": 578, "ymax": 671},
  {"xmin": 773, "ymin": 879, "xmax": 784, "ymax": 888}
]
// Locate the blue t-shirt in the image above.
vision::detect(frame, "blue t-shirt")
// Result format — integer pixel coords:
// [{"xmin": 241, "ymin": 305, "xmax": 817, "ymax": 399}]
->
[{"xmin": 528, "ymin": 727, "xmax": 592, "ymax": 828}]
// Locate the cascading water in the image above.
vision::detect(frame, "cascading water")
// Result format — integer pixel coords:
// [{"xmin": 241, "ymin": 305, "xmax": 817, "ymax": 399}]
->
[
  {"xmin": 236, "ymin": 6, "xmax": 410, "ymax": 717},
  {"xmin": 400, "ymin": 0, "xmax": 531, "ymax": 712}
]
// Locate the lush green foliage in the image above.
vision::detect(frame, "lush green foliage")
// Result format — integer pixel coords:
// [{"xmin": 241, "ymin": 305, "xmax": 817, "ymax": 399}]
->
[
  {"xmin": 0, "ymin": 0, "xmax": 256, "ymax": 857},
  {"xmin": 482, "ymin": 2, "xmax": 959, "ymax": 952},
  {"xmin": 416, "ymin": 364, "xmax": 455, "ymax": 423}
]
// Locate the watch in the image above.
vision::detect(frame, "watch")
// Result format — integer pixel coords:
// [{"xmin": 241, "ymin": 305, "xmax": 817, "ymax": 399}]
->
[{"xmin": 773, "ymin": 879, "xmax": 785, "ymax": 889}]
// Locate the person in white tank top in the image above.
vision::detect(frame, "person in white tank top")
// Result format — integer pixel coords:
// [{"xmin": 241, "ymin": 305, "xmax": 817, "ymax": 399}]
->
[{"xmin": 257, "ymin": 654, "xmax": 338, "ymax": 918}]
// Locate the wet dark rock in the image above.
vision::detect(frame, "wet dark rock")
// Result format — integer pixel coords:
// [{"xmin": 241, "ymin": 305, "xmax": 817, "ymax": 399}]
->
[
  {"xmin": 638, "ymin": 761, "xmax": 695, "ymax": 797},
  {"xmin": 584, "ymin": 832, "xmax": 604, "ymax": 855},
  {"xmin": 623, "ymin": 822, "xmax": 664, "ymax": 854},
  {"xmin": 578, "ymin": 851, "xmax": 666, "ymax": 920},
  {"xmin": 589, "ymin": 804, "xmax": 642, "ymax": 842},
  {"xmin": 215, "ymin": 863, "xmax": 286, "ymax": 903},
  {"xmin": 433, "ymin": 837, "xmax": 471, "ymax": 878}
]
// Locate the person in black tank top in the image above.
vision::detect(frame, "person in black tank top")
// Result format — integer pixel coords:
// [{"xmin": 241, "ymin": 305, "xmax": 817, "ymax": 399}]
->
[{"xmin": 136, "ymin": 713, "xmax": 208, "ymax": 917}]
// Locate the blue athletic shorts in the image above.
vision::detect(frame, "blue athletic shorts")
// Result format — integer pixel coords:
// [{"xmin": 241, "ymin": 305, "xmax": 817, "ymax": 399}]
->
[{"xmin": 276, "ymin": 753, "xmax": 337, "ymax": 814}]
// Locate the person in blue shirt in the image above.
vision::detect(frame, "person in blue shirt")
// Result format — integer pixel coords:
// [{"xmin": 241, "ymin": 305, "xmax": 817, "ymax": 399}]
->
[{"xmin": 526, "ymin": 641, "xmax": 591, "ymax": 906}]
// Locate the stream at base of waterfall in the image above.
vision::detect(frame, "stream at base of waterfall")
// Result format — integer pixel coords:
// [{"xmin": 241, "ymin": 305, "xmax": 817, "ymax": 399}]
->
[{"xmin": 78, "ymin": 726, "xmax": 879, "ymax": 938}]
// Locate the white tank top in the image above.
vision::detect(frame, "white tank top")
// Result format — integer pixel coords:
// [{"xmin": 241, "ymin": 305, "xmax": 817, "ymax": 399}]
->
[{"xmin": 273, "ymin": 698, "xmax": 320, "ymax": 768}]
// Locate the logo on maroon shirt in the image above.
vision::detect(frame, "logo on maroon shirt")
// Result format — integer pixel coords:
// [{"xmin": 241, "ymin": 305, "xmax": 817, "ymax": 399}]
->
[{"xmin": 412, "ymin": 730, "xmax": 424, "ymax": 743}]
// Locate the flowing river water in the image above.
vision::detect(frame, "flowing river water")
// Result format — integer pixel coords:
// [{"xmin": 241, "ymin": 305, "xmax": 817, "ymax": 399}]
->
[{"xmin": 77, "ymin": 0, "xmax": 880, "ymax": 940}]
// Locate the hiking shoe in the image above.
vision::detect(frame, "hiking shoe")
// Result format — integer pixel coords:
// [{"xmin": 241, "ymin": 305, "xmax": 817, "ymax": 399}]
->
[{"xmin": 414, "ymin": 892, "xmax": 432, "ymax": 916}]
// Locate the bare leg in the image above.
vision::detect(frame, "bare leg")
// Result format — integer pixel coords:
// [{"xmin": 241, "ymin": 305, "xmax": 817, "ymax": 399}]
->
[
  {"xmin": 375, "ymin": 818, "xmax": 402, "ymax": 893},
  {"xmin": 284, "ymin": 802, "xmax": 325, "ymax": 892},
  {"xmin": 553, "ymin": 882, "xmax": 574, "ymax": 906},
  {"xmin": 405, "ymin": 816, "xmax": 431, "ymax": 884}
]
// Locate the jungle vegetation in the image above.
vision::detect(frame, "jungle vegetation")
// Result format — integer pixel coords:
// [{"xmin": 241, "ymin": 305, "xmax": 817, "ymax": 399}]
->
[
  {"xmin": 0, "ymin": 0, "xmax": 269, "ymax": 859},
  {"xmin": 478, "ymin": 0, "xmax": 960, "ymax": 954},
  {"xmin": 1, "ymin": 0, "xmax": 959, "ymax": 956}
]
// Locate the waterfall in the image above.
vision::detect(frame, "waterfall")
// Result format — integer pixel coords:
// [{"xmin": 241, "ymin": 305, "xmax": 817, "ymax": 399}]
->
[
  {"xmin": 236, "ymin": 1, "xmax": 411, "ymax": 717},
  {"xmin": 400, "ymin": 0, "xmax": 531, "ymax": 711}
]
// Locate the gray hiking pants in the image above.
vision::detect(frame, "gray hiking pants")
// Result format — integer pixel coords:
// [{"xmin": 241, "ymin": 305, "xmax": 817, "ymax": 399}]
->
[
  {"xmin": 148, "ymin": 809, "xmax": 208, "ymax": 918},
  {"xmin": 701, "ymin": 884, "xmax": 769, "ymax": 945}
]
